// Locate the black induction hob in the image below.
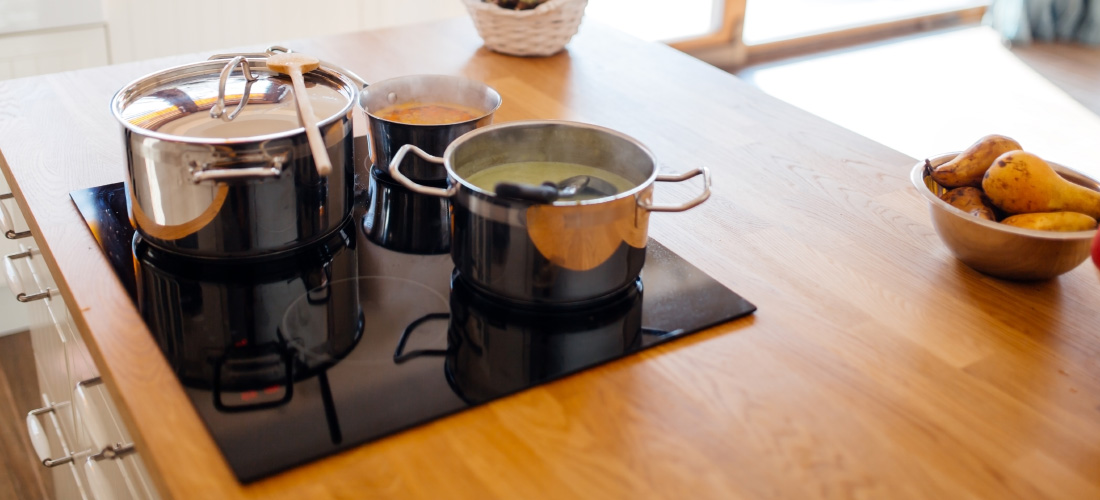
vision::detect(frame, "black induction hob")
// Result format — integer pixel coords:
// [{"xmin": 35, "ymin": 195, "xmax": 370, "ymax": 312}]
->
[{"xmin": 71, "ymin": 182, "xmax": 756, "ymax": 483}]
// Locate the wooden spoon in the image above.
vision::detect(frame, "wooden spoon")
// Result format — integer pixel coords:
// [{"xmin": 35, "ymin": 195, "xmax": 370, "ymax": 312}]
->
[{"xmin": 266, "ymin": 52, "xmax": 332, "ymax": 176}]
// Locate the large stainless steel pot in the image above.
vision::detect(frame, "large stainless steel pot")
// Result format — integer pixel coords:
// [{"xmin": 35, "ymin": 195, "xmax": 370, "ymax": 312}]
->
[
  {"xmin": 389, "ymin": 120, "xmax": 711, "ymax": 305},
  {"xmin": 111, "ymin": 47, "xmax": 363, "ymax": 258}
]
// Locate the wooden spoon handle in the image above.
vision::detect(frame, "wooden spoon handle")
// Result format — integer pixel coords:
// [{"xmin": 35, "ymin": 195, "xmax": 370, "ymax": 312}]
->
[{"xmin": 288, "ymin": 69, "xmax": 332, "ymax": 176}]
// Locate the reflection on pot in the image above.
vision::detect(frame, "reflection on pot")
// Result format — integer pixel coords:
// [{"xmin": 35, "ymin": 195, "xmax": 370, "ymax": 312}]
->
[
  {"xmin": 394, "ymin": 272, "xmax": 651, "ymax": 405},
  {"xmin": 362, "ymin": 165, "xmax": 450, "ymax": 254},
  {"xmin": 135, "ymin": 217, "xmax": 361, "ymax": 412}
]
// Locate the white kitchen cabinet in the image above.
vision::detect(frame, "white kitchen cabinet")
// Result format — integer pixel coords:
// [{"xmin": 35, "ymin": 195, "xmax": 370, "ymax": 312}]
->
[
  {"xmin": 1, "ymin": 0, "xmax": 467, "ymax": 79},
  {"xmin": 0, "ymin": 25, "xmax": 110, "ymax": 80},
  {"xmin": 1, "ymin": 174, "xmax": 31, "ymax": 335},
  {"xmin": 102, "ymin": 0, "xmax": 468, "ymax": 64},
  {"xmin": 9, "ymin": 239, "xmax": 159, "ymax": 500}
]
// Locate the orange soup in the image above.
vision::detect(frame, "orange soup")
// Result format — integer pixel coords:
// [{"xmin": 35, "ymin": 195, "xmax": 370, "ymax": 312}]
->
[{"xmin": 375, "ymin": 102, "xmax": 483, "ymax": 125}]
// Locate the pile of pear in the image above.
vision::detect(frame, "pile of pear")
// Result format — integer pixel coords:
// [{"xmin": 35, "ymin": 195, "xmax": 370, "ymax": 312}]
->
[{"xmin": 929, "ymin": 134, "xmax": 1100, "ymax": 232}]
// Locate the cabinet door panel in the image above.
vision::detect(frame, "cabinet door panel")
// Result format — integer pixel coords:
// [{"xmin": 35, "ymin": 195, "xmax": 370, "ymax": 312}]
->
[{"xmin": 0, "ymin": 26, "xmax": 109, "ymax": 80}]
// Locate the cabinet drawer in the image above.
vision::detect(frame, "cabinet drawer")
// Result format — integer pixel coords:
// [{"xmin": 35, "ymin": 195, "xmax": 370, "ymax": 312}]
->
[
  {"xmin": 6, "ymin": 245, "xmax": 75, "ymax": 438},
  {"xmin": 25, "ymin": 392, "xmax": 92, "ymax": 500},
  {"xmin": 10, "ymin": 242, "xmax": 159, "ymax": 499},
  {"xmin": 0, "ymin": 24, "xmax": 109, "ymax": 79},
  {"xmin": 0, "ymin": 182, "xmax": 32, "ymax": 336},
  {"xmin": 61, "ymin": 281, "xmax": 159, "ymax": 499},
  {"xmin": 72, "ymin": 377, "xmax": 161, "ymax": 500},
  {"xmin": 1, "ymin": 178, "xmax": 32, "ymax": 240}
]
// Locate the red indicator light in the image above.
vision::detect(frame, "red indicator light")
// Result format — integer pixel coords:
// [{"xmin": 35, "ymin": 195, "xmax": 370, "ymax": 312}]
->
[
  {"xmin": 234, "ymin": 339, "xmax": 248, "ymax": 348},
  {"xmin": 240, "ymin": 391, "xmax": 258, "ymax": 401},
  {"xmin": 263, "ymin": 385, "xmax": 281, "ymax": 394}
]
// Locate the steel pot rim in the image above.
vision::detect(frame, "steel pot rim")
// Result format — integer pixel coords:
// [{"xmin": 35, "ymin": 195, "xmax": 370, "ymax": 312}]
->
[
  {"xmin": 445, "ymin": 120, "xmax": 659, "ymax": 205},
  {"xmin": 388, "ymin": 120, "xmax": 712, "ymax": 212},
  {"xmin": 110, "ymin": 57, "xmax": 360, "ymax": 146}
]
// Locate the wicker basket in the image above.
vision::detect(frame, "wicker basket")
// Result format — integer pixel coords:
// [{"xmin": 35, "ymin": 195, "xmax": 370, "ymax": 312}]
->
[{"xmin": 463, "ymin": 0, "xmax": 588, "ymax": 57}]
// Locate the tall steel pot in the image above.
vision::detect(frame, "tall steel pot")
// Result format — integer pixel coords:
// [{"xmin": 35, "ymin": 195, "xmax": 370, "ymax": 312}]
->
[
  {"xmin": 389, "ymin": 120, "xmax": 711, "ymax": 305},
  {"xmin": 111, "ymin": 48, "xmax": 363, "ymax": 258}
]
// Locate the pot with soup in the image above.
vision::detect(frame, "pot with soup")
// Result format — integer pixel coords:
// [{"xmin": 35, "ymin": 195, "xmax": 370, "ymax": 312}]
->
[
  {"xmin": 360, "ymin": 75, "xmax": 501, "ymax": 183},
  {"xmin": 387, "ymin": 120, "xmax": 712, "ymax": 306}
]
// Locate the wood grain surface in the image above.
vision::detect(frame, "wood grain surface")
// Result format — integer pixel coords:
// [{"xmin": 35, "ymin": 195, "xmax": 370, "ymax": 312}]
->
[{"xmin": 1, "ymin": 17, "xmax": 1099, "ymax": 500}]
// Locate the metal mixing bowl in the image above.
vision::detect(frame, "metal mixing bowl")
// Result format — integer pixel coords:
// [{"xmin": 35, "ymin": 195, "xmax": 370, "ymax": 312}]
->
[{"xmin": 911, "ymin": 152, "xmax": 1100, "ymax": 280}]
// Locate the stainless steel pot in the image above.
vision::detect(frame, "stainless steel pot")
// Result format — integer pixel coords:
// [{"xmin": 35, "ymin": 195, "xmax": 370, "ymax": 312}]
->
[
  {"xmin": 360, "ymin": 74, "xmax": 501, "ymax": 182},
  {"xmin": 111, "ymin": 47, "xmax": 364, "ymax": 258},
  {"xmin": 388, "ymin": 120, "xmax": 711, "ymax": 305}
]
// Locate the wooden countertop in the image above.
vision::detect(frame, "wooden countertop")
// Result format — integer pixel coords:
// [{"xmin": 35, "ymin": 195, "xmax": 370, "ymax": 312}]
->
[{"xmin": 3, "ymin": 17, "xmax": 1100, "ymax": 500}]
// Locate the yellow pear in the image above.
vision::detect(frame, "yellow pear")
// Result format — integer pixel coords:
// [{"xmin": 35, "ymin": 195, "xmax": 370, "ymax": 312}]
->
[
  {"xmin": 1001, "ymin": 212, "xmax": 1098, "ymax": 232},
  {"xmin": 982, "ymin": 151, "xmax": 1100, "ymax": 219},
  {"xmin": 940, "ymin": 187, "xmax": 996, "ymax": 221},
  {"xmin": 930, "ymin": 134, "xmax": 1022, "ymax": 188}
]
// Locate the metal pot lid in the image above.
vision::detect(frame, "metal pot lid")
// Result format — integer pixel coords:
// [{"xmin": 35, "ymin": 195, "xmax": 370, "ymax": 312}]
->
[{"xmin": 112, "ymin": 50, "xmax": 359, "ymax": 142}]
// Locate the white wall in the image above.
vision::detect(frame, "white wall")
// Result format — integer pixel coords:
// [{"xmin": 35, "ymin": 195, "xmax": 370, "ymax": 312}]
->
[
  {"xmin": 102, "ymin": 0, "xmax": 469, "ymax": 64},
  {"xmin": 0, "ymin": 0, "xmax": 469, "ymax": 80},
  {"xmin": 0, "ymin": 0, "xmax": 104, "ymax": 35}
]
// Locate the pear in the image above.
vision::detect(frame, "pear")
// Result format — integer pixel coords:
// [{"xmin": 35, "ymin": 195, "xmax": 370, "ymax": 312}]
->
[
  {"xmin": 940, "ymin": 187, "xmax": 996, "ymax": 221},
  {"xmin": 982, "ymin": 151, "xmax": 1100, "ymax": 219},
  {"xmin": 930, "ymin": 134, "xmax": 1022, "ymax": 188},
  {"xmin": 1001, "ymin": 212, "xmax": 1098, "ymax": 232}
]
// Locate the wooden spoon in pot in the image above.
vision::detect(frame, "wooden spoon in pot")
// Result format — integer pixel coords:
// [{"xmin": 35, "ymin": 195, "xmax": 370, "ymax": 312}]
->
[{"xmin": 266, "ymin": 52, "xmax": 332, "ymax": 176}]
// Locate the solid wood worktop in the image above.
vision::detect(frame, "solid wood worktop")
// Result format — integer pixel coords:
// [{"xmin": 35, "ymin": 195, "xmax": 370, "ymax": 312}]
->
[{"xmin": 2, "ymin": 17, "xmax": 1100, "ymax": 500}]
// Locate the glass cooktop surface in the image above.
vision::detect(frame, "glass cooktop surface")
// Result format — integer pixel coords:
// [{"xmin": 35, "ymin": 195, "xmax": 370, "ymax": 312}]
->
[{"xmin": 71, "ymin": 182, "xmax": 756, "ymax": 483}]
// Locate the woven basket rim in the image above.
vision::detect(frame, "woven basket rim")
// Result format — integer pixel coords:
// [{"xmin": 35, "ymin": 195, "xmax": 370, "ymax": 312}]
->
[{"xmin": 463, "ymin": 0, "xmax": 584, "ymax": 17}]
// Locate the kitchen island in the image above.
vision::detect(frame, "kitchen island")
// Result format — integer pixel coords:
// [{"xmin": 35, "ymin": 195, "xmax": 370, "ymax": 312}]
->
[{"xmin": 2, "ymin": 17, "xmax": 1099, "ymax": 500}]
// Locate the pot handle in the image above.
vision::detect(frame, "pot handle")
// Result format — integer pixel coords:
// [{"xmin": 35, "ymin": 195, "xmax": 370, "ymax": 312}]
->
[
  {"xmin": 208, "ymin": 46, "xmax": 370, "ymax": 90},
  {"xmin": 187, "ymin": 143, "xmax": 291, "ymax": 183},
  {"xmin": 388, "ymin": 145, "xmax": 457, "ymax": 198},
  {"xmin": 638, "ymin": 167, "xmax": 712, "ymax": 213}
]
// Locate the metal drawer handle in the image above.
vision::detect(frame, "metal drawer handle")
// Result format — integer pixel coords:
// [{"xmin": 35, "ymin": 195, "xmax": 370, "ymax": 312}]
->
[
  {"xmin": 4, "ymin": 249, "xmax": 53, "ymax": 302},
  {"xmin": 74, "ymin": 375, "xmax": 138, "ymax": 499},
  {"xmin": 89, "ymin": 443, "xmax": 136, "ymax": 461},
  {"xmin": 0, "ymin": 193, "xmax": 31, "ymax": 239},
  {"xmin": 17, "ymin": 290, "xmax": 52, "ymax": 302},
  {"xmin": 25, "ymin": 403, "xmax": 77, "ymax": 468},
  {"xmin": 84, "ymin": 443, "xmax": 138, "ymax": 500}
]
